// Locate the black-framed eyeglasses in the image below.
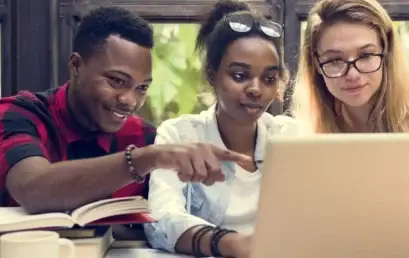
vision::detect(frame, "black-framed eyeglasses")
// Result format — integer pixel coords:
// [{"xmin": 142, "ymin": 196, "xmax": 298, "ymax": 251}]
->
[
  {"xmin": 223, "ymin": 12, "xmax": 283, "ymax": 38},
  {"xmin": 316, "ymin": 53, "xmax": 384, "ymax": 78}
]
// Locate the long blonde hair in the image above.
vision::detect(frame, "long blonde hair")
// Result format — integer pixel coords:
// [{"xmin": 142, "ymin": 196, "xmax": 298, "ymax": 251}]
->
[{"xmin": 291, "ymin": 0, "xmax": 409, "ymax": 133}]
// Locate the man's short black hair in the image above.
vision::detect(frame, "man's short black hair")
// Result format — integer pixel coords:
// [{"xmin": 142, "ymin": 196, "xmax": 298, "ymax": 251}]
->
[{"xmin": 73, "ymin": 6, "xmax": 154, "ymax": 60}]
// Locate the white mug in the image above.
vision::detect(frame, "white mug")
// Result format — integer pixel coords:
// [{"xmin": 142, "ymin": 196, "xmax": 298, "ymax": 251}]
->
[{"xmin": 0, "ymin": 230, "xmax": 75, "ymax": 258}]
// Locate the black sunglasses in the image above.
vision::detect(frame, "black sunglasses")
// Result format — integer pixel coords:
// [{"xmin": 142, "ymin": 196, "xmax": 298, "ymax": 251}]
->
[{"xmin": 223, "ymin": 12, "xmax": 283, "ymax": 38}]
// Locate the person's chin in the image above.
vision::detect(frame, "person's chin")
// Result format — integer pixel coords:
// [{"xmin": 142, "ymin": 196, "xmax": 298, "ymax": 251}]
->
[
  {"xmin": 97, "ymin": 108, "xmax": 128, "ymax": 133},
  {"xmin": 98, "ymin": 116, "xmax": 125, "ymax": 133},
  {"xmin": 342, "ymin": 97, "xmax": 371, "ymax": 107},
  {"xmin": 99, "ymin": 123, "xmax": 123, "ymax": 134},
  {"xmin": 238, "ymin": 110, "xmax": 264, "ymax": 123}
]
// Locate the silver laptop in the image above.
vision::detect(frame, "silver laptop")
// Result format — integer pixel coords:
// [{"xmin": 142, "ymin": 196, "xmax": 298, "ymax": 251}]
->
[{"xmin": 251, "ymin": 134, "xmax": 409, "ymax": 258}]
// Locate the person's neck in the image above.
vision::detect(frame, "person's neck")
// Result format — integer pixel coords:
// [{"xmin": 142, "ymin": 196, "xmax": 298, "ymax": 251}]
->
[
  {"xmin": 341, "ymin": 103, "xmax": 372, "ymax": 132},
  {"xmin": 216, "ymin": 110, "xmax": 257, "ymax": 157},
  {"xmin": 67, "ymin": 82, "xmax": 98, "ymax": 133}
]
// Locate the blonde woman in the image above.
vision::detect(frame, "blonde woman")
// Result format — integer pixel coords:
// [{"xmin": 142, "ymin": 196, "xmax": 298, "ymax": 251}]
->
[{"xmin": 291, "ymin": 0, "xmax": 409, "ymax": 133}]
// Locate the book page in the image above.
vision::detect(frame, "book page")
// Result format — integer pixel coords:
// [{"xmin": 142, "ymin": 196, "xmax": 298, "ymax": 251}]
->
[
  {"xmin": 0, "ymin": 207, "xmax": 75, "ymax": 233},
  {"xmin": 71, "ymin": 196, "xmax": 148, "ymax": 226}
]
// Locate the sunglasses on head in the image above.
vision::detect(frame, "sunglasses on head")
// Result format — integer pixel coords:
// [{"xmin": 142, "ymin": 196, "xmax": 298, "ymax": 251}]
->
[{"xmin": 223, "ymin": 12, "xmax": 283, "ymax": 38}]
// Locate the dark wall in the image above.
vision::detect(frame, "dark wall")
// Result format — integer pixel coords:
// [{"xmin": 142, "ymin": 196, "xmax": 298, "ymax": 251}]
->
[{"xmin": 2, "ymin": 0, "xmax": 58, "ymax": 96}]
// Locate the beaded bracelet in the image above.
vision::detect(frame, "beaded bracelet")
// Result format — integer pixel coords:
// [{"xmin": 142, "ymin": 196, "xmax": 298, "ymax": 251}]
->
[
  {"xmin": 210, "ymin": 227, "xmax": 237, "ymax": 257},
  {"xmin": 192, "ymin": 225, "xmax": 214, "ymax": 257},
  {"xmin": 125, "ymin": 144, "xmax": 145, "ymax": 183}
]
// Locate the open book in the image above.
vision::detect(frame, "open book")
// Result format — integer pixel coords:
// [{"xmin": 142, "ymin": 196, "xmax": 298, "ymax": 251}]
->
[{"xmin": 0, "ymin": 196, "xmax": 155, "ymax": 233}]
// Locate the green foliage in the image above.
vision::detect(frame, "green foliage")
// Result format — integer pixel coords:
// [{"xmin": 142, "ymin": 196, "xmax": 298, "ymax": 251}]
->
[
  {"xmin": 137, "ymin": 24, "xmax": 215, "ymax": 126},
  {"xmin": 395, "ymin": 21, "xmax": 409, "ymax": 55}
]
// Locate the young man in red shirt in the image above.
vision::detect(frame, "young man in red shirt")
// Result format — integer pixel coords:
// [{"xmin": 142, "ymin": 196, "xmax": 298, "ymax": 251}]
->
[{"xmin": 0, "ymin": 7, "xmax": 248, "ymax": 214}]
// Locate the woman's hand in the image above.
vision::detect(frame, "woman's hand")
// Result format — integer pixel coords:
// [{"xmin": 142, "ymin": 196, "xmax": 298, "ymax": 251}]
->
[
  {"xmin": 220, "ymin": 233, "xmax": 252, "ymax": 258},
  {"xmin": 231, "ymin": 234, "xmax": 252, "ymax": 258}
]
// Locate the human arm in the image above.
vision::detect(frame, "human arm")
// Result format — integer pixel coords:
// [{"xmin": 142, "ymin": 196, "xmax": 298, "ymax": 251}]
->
[
  {"xmin": 175, "ymin": 225, "xmax": 251, "ymax": 257},
  {"xmin": 0, "ymin": 102, "xmax": 157, "ymax": 213},
  {"xmin": 5, "ymin": 151, "xmax": 141, "ymax": 214},
  {"xmin": 3, "ymin": 106, "xmax": 248, "ymax": 214},
  {"xmin": 2, "ymin": 123, "xmax": 153, "ymax": 213},
  {"xmin": 144, "ymin": 120, "xmax": 251, "ymax": 257}
]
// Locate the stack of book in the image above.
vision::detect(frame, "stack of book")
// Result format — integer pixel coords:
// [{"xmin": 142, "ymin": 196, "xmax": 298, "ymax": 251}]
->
[{"xmin": 0, "ymin": 196, "xmax": 156, "ymax": 258}]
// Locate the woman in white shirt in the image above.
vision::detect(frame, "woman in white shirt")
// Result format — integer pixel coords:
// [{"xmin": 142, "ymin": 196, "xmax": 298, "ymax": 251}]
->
[{"xmin": 144, "ymin": 0, "xmax": 297, "ymax": 257}]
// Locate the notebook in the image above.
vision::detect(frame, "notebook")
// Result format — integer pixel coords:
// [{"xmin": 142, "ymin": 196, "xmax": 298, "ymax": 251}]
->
[{"xmin": 251, "ymin": 133, "xmax": 409, "ymax": 258}]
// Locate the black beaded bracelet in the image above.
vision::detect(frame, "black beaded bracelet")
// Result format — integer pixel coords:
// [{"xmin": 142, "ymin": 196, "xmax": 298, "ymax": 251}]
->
[
  {"xmin": 125, "ymin": 144, "xmax": 145, "ymax": 183},
  {"xmin": 192, "ymin": 226, "xmax": 207, "ymax": 256},
  {"xmin": 192, "ymin": 225, "xmax": 214, "ymax": 257},
  {"xmin": 210, "ymin": 228, "xmax": 237, "ymax": 257},
  {"xmin": 210, "ymin": 227, "xmax": 222, "ymax": 256}
]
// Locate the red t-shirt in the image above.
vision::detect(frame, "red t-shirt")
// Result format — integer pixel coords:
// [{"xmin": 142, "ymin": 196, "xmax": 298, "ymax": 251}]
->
[{"xmin": 0, "ymin": 83, "xmax": 156, "ymax": 206}]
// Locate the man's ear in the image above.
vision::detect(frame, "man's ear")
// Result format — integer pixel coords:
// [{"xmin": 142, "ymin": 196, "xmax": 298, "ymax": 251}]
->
[
  {"xmin": 206, "ymin": 68, "xmax": 216, "ymax": 87},
  {"xmin": 68, "ymin": 52, "xmax": 84, "ymax": 77}
]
